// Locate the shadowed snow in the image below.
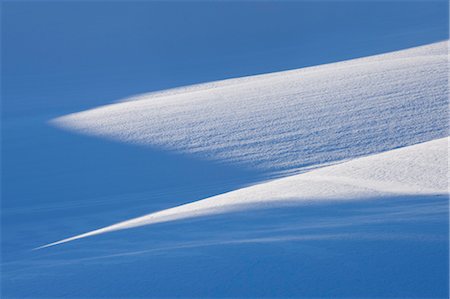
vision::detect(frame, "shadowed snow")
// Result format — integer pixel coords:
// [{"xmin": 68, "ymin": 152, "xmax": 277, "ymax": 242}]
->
[
  {"xmin": 41, "ymin": 42, "xmax": 450, "ymax": 249},
  {"xmin": 38, "ymin": 137, "xmax": 448, "ymax": 248}
]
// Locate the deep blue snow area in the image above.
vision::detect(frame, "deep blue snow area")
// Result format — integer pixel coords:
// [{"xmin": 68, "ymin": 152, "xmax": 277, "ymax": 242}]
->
[
  {"xmin": 2, "ymin": 195, "xmax": 448, "ymax": 298},
  {"xmin": 1, "ymin": 1, "xmax": 449, "ymax": 298}
]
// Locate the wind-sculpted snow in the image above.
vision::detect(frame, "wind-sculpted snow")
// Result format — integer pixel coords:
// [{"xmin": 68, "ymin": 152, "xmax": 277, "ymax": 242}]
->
[
  {"xmin": 42, "ymin": 42, "xmax": 449, "ymax": 249},
  {"xmin": 52, "ymin": 42, "xmax": 448, "ymax": 174},
  {"xmin": 5, "ymin": 41, "xmax": 449, "ymax": 299},
  {"xmin": 39, "ymin": 137, "xmax": 448, "ymax": 248}
]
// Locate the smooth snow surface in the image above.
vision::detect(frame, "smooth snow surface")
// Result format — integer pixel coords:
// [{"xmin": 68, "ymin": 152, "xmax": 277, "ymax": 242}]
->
[
  {"xmin": 40, "ymin": 137, "xmax": 448, "ymax": 248},
  {"xmin": 52, "ymin": 42, "xmax": 448, "ymax": 173}
]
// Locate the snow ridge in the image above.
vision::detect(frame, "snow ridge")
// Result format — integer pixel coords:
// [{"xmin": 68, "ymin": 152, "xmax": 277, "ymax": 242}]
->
[
  {"xmin": 38, "ymin": 137, "xmax": 448, "ymax": 249},
  {"xmin": 41, "ymin": 42, "xmax": 449, "ymax": 248},
  {"xmin": 52, "ymin": 42, "xmax": 448, "ymax": 174}
]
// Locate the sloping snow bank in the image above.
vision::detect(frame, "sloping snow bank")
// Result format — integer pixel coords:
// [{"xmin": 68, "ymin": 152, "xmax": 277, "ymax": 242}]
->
[
  {"xmin": 51, "ymin": 42, "xmax": 448, "ymax": 173},
  {"xmin": 39, "ymin": 137, "xmax": 448, "ymax": 248}
]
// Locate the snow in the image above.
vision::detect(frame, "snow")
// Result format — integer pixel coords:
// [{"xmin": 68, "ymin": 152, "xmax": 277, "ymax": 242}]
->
[
  {"xmin": 41, "ymin": 41, "xmax": 449, "ymax": 249},
  {"xmin": 52, "ymin": 42, "xmax": 448, "ymax": 174},
  {"xmin": 3, "ymin": 41, "xmax": 449, "ymax": 298},
  {"xmin": 39, "ymin": 136, "xmax": 448, "ymax": 248}
]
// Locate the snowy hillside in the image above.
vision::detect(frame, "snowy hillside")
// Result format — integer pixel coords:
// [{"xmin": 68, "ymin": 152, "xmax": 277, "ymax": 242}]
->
[
  {"xmin": 42, "ymin": 41, "xmax": 449, "ymax": 248},
  {"xmin": 3, "ymin": 41, "xmax": 448, "ymax": 299},
  {"xmin": 52, "ymin": 42, "xmax": 448, "ymax": 174},
  {"xmin": 41, "ymin": 137, "xmax": 448, "ymax": 248}
]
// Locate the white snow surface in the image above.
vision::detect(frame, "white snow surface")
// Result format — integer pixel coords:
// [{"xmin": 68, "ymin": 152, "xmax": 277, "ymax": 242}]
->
[
  {"xmin": 52, "ymin": 42, "xmax": 448, "ymax": 174},
  {"xmin": 41, "ymin": 42, "xmax": 449, "ymax": 249},
  {"xmin": 40, "ymin": 137, "xmax": 448, "ymax": 248}
]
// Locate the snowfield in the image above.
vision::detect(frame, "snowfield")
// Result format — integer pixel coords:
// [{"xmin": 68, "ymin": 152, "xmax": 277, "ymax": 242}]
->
[
  {"xmin": 52, "ymin": 42, "xmax": 448, "ymax": 174},
  {"xmin": 43, "ymin": 41, "xmax": 449, "ymax": 248},
  {"xmin": 3, "ymin": 41, "xmax": 449, "ymax": 299},
  {"xmin": 40, "ymin": 136, "xmax": 448, "ymax": 248}
]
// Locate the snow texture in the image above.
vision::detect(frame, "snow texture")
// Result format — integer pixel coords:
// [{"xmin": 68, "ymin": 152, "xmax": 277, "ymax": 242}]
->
[
  {"xmin": 40, "ymin": 136, "xmax": 448, "ymax": 248},
  {"xmin": 43, "ymin": 42, "xmax": 449, "ymax": 248},
  {"xmin": 52, "ymin": 42, "xmax": 449, "ymax": 174},
  {"xmin": 4, "ymin": 41, "xmax": 449, "ymax": 299}
]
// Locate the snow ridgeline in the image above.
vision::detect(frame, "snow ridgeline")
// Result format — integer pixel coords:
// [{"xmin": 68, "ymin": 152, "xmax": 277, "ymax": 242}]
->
[
  {"xmin": 52, "ymin": 42, "xmax": 448, "ymax": 174},
  {"xmin": 39, "ymin": 137, "xmax": 448, "ymax": 248},
  {"xmin": 41, "ymin": 41, "xmax": 449, "ymax": 248}
]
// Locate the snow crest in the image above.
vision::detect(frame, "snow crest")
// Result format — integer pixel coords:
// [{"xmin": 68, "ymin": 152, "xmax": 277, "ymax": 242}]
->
[
  {"xmin": 39, "ymin": 137, "xmax": 448, "ymax": 248},
  {"xmin": 52, "ymin": 42, "xmax": 449, "ymax": 174},
  {"xmin": 41, "ymin": 42, "xmax": 449, "ymax": 248}
]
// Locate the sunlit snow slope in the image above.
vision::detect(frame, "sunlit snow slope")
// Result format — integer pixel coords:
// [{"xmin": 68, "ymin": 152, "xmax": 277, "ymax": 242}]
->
[
  {"xmin": 42, "ymin": 42, "xmax": 449, "ymax": 248},
  {"xmin": 52, "ymin": 42, "xmax": 448, "ymax": 173},
  {"xmin": 40, "ymin": 137, "xmax": 448, "ymax": 248}
]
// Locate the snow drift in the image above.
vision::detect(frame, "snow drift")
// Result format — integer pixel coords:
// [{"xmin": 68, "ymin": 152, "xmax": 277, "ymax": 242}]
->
[
  {"xmin": 52, "ymin": 42, "xmax": 448, "ymax": 174},
  {"xmin": 41, "ymin": 41, "xmax": 449, "ymax": 249},
  {"xmin": 40, "ymin": 136, "xmax": 448, "ymax": 248}
]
